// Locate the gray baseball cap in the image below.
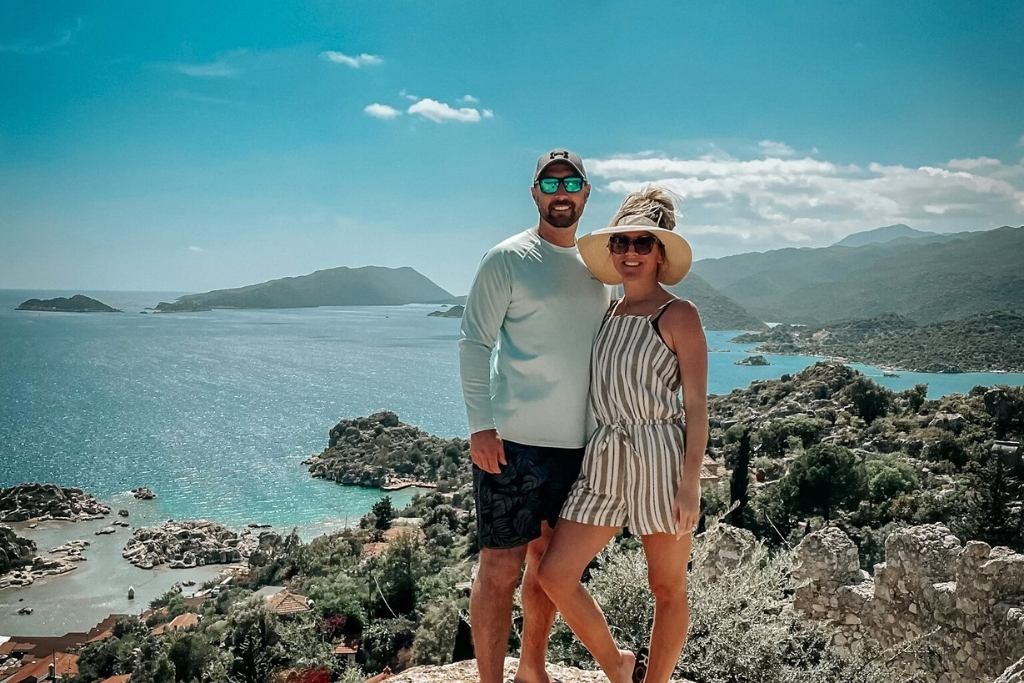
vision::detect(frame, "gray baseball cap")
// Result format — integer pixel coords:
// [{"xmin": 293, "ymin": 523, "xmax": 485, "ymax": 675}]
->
[{"xmin": 533, "ymin": 148, "xmax": 587, "ymax": 183}]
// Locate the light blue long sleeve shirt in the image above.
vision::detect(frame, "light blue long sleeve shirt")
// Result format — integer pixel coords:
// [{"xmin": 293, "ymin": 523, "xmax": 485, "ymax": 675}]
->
[{"xmin": 459, "ymin": 227, "xmax": 611, "ymax": 448}]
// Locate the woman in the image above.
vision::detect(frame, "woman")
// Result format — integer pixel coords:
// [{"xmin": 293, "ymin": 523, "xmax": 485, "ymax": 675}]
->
[{"xmin": 537, "ymin": 186, "xmax": 709, "ymax": 683}]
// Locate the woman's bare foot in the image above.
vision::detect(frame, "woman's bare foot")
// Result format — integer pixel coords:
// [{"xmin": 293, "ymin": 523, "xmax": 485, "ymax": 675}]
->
[{"xmin": 612, "ymin": 649, "xmax": 636, "ymax": 683}]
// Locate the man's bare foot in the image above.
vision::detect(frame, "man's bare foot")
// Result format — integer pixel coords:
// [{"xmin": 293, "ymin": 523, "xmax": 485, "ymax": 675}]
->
[{"xmin": 613, "ymin": 649, "xmax": 636, "ymax": 683}]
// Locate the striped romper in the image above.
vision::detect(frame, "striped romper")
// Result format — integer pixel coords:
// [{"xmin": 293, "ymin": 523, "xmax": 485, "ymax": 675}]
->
[{"xmin": 560, "ymin": 299, "xmax": 687, "ymax": 536}]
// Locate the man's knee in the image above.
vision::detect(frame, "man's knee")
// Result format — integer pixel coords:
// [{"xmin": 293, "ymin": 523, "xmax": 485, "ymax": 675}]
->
[{"xmin": 474, "ymin": 547, "xmax": 527, "ymax": 596}]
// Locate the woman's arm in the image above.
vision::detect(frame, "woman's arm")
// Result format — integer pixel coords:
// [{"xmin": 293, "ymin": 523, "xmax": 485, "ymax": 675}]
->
[{"xmin": 662, "ymin": 299, "xmax": 710, "ymax": 537}]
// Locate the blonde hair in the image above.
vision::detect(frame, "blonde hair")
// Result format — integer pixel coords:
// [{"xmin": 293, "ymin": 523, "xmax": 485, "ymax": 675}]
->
[{"xmin": 609, "ymin": 185, "xmax": 679, "ymax": 231}]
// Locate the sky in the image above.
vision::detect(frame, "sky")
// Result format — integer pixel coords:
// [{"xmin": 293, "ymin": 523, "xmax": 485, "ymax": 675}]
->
[{"xmin": 1, "ymin": 1, "xmax": 1023, "ymax": 296}]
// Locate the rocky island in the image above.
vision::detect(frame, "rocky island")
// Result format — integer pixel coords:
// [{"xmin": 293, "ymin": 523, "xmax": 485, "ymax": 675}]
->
[
  {"xmin": 304, "ymin": 411, "xmax": 467, "ymax": 489},
  {"xmin": 16, "ymin": 294, "xmax": 120, "ymax": 313},
  {"xmin": 427, "ymin": 304, "xmax": 464, "ymax": 318},
  {"xmin": 121, "ymin": 520, "xmax": 260, "ymax": 569},
  {"xmin": 0, "ymin": 483, "xmax": 111, "ymax": 523},
  {"xmin": 731, "ymin": 311, "xmax": 1024, "ymax": 373}
]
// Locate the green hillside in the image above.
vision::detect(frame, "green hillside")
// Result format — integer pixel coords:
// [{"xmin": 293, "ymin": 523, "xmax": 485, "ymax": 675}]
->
[
  {"xmin": 157, "ymin": 265, "xmax": 456, "ymax": 310},
  {"xmin": 669, "ymin": 272, "xmax": 766, "ymax": 330},
  {"xmin": 692, "ymin": 226, "xmax": 1024, "ymax": 324}
]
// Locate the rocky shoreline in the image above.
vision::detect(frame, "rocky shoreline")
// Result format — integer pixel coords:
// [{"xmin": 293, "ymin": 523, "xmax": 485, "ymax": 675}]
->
[
  {"xmin": 732, "ymin": 311, "xmax": 1024, "ymax": 373},
  {"xmin": 121, "ymin": 519, "xmax": 261, "ymax": 569},
  {"xmin": 0, "ymin": 484, "xmax": 111, "ymax": 523},
  {"xmin": 0, "ymin": 525, "xmax": 90, "ymax": 590}
]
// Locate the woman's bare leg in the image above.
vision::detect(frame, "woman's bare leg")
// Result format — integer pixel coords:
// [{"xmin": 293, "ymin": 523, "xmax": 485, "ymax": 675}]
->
[
  {"xmin": 537, "ymin": 520, "xmax": 635, "ymax": 683},
  {"xmin": 639, "ymin": 532, "xmax": 693, "ymax": 683}
]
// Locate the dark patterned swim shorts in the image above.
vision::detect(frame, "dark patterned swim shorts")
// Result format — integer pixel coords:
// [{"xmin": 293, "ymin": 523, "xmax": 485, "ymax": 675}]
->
[{"xmin": 473, "ymin": 440, "xmax": 585, "ymax": 550}]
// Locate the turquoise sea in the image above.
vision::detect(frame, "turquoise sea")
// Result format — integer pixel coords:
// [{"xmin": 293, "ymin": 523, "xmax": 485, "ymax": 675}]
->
[
  {"xmin": 2, "ymin": 289, "xmax": 1024, "ymax": 634},
  {"xmin": 3, "ymin": 289, "xmax": 1024, "ymax": 531}
]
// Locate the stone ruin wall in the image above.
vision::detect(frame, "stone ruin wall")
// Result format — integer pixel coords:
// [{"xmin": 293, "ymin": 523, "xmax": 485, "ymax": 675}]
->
[{"xmin": 785, "ymin": 523, "xmax": 1024, "ymax": 682}]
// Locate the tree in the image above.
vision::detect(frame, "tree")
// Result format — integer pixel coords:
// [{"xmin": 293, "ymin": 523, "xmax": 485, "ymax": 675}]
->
[
  {"xmin": 847, "ymin": 377, "xmax": 892, "ymax": 425},
  {"xmin": 780, "ymin": 444, "xmax": 868, "ymax": 523},
  {"xmin": 729, "ymin": 429, "xmax": 752, "ymax": 527},
  {"xmin": 224, "ymin": 599, "xmax": 286, "ymax": 683},
  {"xmin": 372, "ymin": 496, "xmax": 396, "ymax": 531},
  {"xmin": 305, "ymin": 574, "xmax": 368, "ymax": 632}
]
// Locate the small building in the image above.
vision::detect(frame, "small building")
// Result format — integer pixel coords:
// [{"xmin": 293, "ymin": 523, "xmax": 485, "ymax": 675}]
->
[
  {"xmin": 5, "ymin": 652, "xmax": 78, "ymax": 683},
  {"xmin": 266, "ymin": 590, "xmax": 311, "ymax": 617},
  {"xmin": 98, "ymin": 675, "xmax": 132, "ymax": 683},
  {"xmin": 150, "ymin": 612, "xmax": 201, "ymax": 636}
]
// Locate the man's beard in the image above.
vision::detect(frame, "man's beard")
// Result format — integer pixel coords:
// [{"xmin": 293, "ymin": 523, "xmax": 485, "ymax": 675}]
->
[{"xmin": 544, "ymin": 205, "xmax": 579, "ymax": 228}]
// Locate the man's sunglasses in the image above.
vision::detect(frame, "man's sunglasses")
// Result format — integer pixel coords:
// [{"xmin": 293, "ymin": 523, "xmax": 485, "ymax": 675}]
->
[
  {"xmin": 608, "ymin": 234, "xmax": 660, "ymax": 255},
  {"xmin": 536, "ymin": 176, "xmax": 585, "ymax": 194}
]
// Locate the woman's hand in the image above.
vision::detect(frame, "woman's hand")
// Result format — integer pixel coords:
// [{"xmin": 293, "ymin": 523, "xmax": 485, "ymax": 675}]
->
[{"xmin": 672, "ymin": 479, "xmax": 701, "ymax": 540}]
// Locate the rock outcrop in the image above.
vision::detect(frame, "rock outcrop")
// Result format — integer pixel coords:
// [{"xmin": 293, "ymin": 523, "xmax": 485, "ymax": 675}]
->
[
  {"xmin": 0, "ymin": 533, "xmax": 87, "ymax": 590},
  {"xmin": 305, "ymin": 411, "xmax": 468, "ymax": 488},
  {"xmin": 0, "ymin": 484, "xmax": 111, "ymax": 522},
  {"xmin": 0, "ymin": 525, "xmax": 36, "ymax": 573},
  {"xmin": 793, "ymin": 523, "xmax": 1024, "ymax": 682},
  {"xmin": 122, "ymin": 520, "xmax": 260, "ymax": 569},
  {"xmin": 385, "ymin": 658, "xmax": 694, "ymax": 683}
]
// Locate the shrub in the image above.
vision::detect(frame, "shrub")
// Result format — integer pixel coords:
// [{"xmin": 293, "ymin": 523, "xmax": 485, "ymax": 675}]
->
[{"xmin": 780, "ymin": 445, "xmax": 868, "ymax": 523}]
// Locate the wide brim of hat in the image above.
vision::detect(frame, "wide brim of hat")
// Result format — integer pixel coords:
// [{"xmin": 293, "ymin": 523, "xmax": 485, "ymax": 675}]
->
[{"xmin": 577, "ymin": 226, "xmax": 693, "ymax": 286}]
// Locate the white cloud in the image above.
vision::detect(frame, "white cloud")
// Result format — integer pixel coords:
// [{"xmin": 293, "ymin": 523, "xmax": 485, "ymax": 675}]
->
[
  {"xmin": 588, "ymin": 148, "xmax": 1024, "ymax": 255},
  {"xmin": 460, "ymin": 94, "xmax": 479, "ymax": 104},
  {"xmin": 947, "ymin": 157, "xmax": 1002, "ymax": 171},
  {"xmin": 320, "ymin": 51, "xmax": 382, "ymax": 68},
  {"xmin": 176, "ymin": 61, "xmax": 239, "ymax": 78},
  {"xmin": 0, "ymin": 17, "xmax": 81, "ymax": 54},
  {"xmin": 407, "ymin": 98, "xmax": 486, "ymax": 123},
  {"xmin": 399, "ymin": 89, "xmax": 418, "ymax": 101},
  {"xmin": 173, "ymin": 50, "xmax": 248, "ymax": 78},
  {"xmin": 758, "ymin": 140, "xmax": 795, "ymax": 157},
  {"xmin": 364, "ymin": 103, "xmax": 401, "ymax": 120},
  {"xmin": 188, "ymin": 245, "xmax": 205, "ymax": 253},
  {"xmin": 482, "ymin": 109, "xmax": 494, "ymax": 118}
]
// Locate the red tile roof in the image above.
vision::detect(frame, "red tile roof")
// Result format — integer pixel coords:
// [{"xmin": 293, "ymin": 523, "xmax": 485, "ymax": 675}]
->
[{"xmin": 7, "ymin": 652, "xmax": 79, "ymax": 683}]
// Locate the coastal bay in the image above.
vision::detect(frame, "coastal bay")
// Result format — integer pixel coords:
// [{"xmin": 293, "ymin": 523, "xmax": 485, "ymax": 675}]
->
[{"xmin": 3, "ymin": 289, "xmax": 1023, "ymax": 636}]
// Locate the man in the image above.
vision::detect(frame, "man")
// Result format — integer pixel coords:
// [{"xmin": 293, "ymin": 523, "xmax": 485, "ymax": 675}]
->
[{"xmin": 459, "ymin": 149, "xmax": 611, "ymax": 683}]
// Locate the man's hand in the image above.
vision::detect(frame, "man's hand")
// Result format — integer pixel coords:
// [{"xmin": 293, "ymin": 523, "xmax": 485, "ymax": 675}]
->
[{"xmin": 470, "ymin": 429, "xmax": 506, "ymax": 474}]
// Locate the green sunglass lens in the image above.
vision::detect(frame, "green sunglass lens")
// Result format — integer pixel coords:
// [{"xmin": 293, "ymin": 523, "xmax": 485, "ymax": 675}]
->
[{"xmin": 537, "ymin": 177, "xmax": 584, "ymax": 194}]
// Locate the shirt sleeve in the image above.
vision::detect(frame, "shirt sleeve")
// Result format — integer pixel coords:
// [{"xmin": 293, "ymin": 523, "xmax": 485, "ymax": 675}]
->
[{"xmin": 458, "ymin": 248, "xmax": 512, "ymax": 435}]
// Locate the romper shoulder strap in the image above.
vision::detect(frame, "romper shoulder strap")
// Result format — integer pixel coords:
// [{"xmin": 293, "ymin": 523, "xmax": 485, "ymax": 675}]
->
[{"xmin": 650, "ymin": 298, "xmax": 679, "ymax": 343}]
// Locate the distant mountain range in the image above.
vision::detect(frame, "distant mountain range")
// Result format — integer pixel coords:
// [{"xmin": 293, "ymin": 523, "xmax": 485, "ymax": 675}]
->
[
  {"xmin": 156, "ymin": 266, "xmax": 456, "ymax": 311},
  {"xmin": 832, "ymin": 224, "xmax": 938, "ymax": 247},
  {"xmin": 691, "ymin": 225, "xmax": 1024, "ymax": 324}
]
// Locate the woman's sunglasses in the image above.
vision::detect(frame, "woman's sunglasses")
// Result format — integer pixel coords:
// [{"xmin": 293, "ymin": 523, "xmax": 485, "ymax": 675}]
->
[
  {"xmin": 536, "ymin": 177, "xmax": 585, "ymax": 194},
  {"xmin": 608, "ymin": 234, "xmax": 660, "ymax": 255}
]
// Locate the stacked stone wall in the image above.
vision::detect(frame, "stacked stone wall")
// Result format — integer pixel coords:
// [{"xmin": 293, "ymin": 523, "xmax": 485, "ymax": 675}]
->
[{"xmin": 792, "ymin": 523, "xmax": 1024, "ymax": 682}]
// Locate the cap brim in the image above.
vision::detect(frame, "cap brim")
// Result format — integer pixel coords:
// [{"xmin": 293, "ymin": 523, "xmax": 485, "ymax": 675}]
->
[{"xmin": 578, "ymin": 226, "xmax": 693, "ymax": 285}]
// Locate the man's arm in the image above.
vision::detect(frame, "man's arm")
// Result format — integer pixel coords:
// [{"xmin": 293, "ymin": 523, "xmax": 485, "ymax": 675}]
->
[{"xmin": 458, "ymin": 249, "xmax": 512, "ymax": 473}]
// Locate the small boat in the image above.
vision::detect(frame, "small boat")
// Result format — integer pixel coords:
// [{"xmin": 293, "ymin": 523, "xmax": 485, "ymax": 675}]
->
[
  {"xmin": 127, "ymin": 585, "xmax": 135, "ymax": 600},
  {"xmin": 882, "ymin": 369, "xmax": 899, "ymax": 377}
]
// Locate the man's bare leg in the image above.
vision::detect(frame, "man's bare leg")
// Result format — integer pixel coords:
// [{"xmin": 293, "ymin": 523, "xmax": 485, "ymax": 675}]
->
[
  {"xmin": 472, "ymin": 544, "xmax": 529, "ymax": 683},
  {"xmin": 514, "ymin": 521, "xmax": 557, "ymax": 683}
]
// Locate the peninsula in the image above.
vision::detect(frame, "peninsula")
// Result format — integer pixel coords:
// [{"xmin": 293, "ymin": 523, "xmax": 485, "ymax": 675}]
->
[
  {"xmin": 16, "ymin": 295, "xmax": 120, "ymax": 313},
  {"xmin": 732, "ymin": 311, "xmax": 1024, "ymax": 373}
]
